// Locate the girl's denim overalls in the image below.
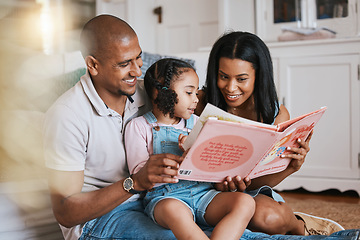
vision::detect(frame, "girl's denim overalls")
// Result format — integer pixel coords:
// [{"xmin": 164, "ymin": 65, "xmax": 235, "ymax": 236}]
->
[{"xmin": 142, "ymin": 111, "xmax": 219, "ymax": 226}]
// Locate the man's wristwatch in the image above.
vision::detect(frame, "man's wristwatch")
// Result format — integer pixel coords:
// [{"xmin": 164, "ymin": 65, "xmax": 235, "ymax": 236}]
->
[{"xmin": 123, "ymin": 175, "xmax": 144, "ymax": 194}]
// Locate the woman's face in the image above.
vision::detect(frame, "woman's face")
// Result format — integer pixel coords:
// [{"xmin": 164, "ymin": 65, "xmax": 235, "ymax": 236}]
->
[{"xmin": 217, "ymin": 57, "xmax": 255, "ymax": 109}]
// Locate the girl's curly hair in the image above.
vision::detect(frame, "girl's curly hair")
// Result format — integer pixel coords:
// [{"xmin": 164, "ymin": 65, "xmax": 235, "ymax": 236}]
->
[{"xmin": 144, "ymin": 58, "xmax": 195, "ymax": 118}]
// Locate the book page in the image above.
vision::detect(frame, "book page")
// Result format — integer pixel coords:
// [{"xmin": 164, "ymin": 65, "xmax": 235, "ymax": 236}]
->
[
  {"xmin": 179, "ymin": 119, "xmax": 278, "ymax": 182},
  {"xmin": 180, "ymin": 104, "xmax": 327, "ymax": 182},
  {"xmin": 276, "ymin": 107, "xmax": 327, "ymax": 132},
  {"xmin": 183, "ymin": 103, "xmax": 276, "ymax": 151},
  {"xmin": 248, "ymin": 106, "xmax": 327, "ymax": 179}
]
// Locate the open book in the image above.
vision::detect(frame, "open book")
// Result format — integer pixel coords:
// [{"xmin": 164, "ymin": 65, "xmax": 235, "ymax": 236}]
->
[{"xmin": 178, "ymin": 104, "xmax": 327, "ymax": 182}]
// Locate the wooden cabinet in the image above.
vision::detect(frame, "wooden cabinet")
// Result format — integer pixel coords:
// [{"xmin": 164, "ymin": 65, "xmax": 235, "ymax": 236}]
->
[
  {"xmin": 268, "ymin": 38, "xmax": 360, "ymax": 194},
  {"xmin": 256, "ymin": 0, "xmax": 359, "ymax": 42}
]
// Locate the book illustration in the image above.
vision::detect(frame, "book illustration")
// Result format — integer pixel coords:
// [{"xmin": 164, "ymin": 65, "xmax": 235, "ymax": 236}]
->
[
  {"xmin": 258, "ymin": 129, "xmax": 294, "ymax": 166},
  {"xmin": 178, "ymin": 103, "xmax": 326, "ymax": 182},
  {"xmin": 247, "ymin": 120, "xmax": 318, "ymax": 179}
]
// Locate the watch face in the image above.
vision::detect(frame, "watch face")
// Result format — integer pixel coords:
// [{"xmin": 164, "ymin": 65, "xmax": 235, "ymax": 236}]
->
[{"xmin": 124, "ymin": 177, "xmax": 133, "ymax": 191}]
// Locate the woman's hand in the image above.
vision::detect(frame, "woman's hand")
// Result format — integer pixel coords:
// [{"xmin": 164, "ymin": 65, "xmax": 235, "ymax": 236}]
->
[
  {"xmin": 214, "ymin": 176, "xmax": 251, "ymax": 192},
  {"xmin": 282, "ymin": 130, "xmax": 313, "ymax": 173},
  {"xmin": 248, "ymin": 132, "xmax": 313, "ymax": 189}
]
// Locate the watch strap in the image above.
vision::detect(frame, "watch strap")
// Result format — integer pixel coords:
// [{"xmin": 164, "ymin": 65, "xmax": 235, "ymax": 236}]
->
[
  {"xmin": 123, "ymin": 176, "xmax": 146, "ymax": 194},
  {"xmin": 128, "ymin": 188, "xmax": 145, "ymax": 194}
]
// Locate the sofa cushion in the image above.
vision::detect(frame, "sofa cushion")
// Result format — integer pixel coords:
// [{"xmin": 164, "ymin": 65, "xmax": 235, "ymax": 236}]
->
[{"xmin": 51, "ymin": 68, "xmax": 86, "ymax": 101}]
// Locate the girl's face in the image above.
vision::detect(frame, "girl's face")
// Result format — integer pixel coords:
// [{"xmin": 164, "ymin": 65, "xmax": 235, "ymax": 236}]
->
[
  {"xmin": 217, "ymin": 57, "xmax": 255, "ymax": 109},
  {"xmin": 172, "ymin": 69, "xmax": 199, "ymax": 120}
]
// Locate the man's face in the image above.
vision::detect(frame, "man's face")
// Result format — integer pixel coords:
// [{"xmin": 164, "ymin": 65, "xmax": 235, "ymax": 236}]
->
[{"xmin": 92, "ymin": 35, "xmax": 143, "ymax": 98}]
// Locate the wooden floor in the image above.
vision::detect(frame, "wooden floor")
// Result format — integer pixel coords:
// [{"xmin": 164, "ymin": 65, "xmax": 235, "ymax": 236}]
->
[
  {"xmin": 277, "ymin": 188, "xmax": 360, "ymax": 230},
  {"xmin": 278, "ymin": 188, "xmax": 360, "ymax": 204}
]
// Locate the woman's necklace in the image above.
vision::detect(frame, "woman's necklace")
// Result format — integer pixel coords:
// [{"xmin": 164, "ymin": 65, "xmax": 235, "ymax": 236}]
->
[
  {"xmin": 228, "ymin": 105, "xmax": 256, "ymax": 121},
  {"xmin": 228, "ymin": 106, "xmax": 240, "ymax": 115}
]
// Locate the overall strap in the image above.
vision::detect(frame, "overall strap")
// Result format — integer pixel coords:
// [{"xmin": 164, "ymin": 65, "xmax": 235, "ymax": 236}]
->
[
  {"xmin": 185, "ymin": 114, "xmax": 195, "ymax": 131},
  {"xmin": 145, "ymin": 111, "xmax": 194, "ymax": 131},
  {"xmin": 143, "ymin": 111, "xmax": 158, "ymax": 125}
]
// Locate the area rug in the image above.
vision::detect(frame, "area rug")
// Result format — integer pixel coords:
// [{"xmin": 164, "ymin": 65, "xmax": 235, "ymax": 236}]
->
[{"xmin": 283, "ymin": 196, "xmax": 360, "ymax": 230}]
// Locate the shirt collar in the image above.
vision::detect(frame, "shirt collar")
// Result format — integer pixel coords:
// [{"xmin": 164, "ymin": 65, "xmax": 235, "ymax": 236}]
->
[{"xmin": 80, "ymin": 71, "xmax": 146, "ymax": 117}]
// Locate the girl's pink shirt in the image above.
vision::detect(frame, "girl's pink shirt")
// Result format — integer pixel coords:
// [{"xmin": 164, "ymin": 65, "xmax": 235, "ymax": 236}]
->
[{"xmin": 124, "ymin": 115, "xmax": 199, "ymax": 175}]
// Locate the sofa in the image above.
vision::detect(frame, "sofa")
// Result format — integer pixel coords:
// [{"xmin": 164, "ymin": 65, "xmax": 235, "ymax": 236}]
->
[{"xmin": 0, "ymin": 50, "xmax": 210, "ymax": 239}]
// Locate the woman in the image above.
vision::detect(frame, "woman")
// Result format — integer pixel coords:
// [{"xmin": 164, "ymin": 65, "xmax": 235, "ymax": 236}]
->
[{"xmin": 195, "ymin": 31, "xmax": 344, "ymax": 236}]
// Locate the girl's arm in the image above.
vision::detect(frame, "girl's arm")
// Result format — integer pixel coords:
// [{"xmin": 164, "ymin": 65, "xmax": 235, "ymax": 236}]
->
[{"xmin": 124, "ymin": 117, "xmax": 151, "ymax": 174}]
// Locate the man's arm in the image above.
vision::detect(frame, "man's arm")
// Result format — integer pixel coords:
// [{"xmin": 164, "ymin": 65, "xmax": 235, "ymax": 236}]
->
[
  {"xmin": 48, "ymin": 153, "xmax": 182, "ymax": 228},
  {"xmin": 48, "ymin": 170, "xmax": 131, "ymax": 228}
]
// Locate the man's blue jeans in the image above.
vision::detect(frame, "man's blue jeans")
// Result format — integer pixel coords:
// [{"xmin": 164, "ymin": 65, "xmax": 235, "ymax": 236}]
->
[{"xmin": 79, "ymin": 200, "xmax": 360, "ymax": 240}]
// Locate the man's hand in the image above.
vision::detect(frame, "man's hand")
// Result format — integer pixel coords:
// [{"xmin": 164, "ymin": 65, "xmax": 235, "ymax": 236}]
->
[
  {"xmin": 214, "ymin": 176, "xmax": 251, "ymax": 192},
  {"xmin": 132, "ymin": 153, "xmax": 183, "ymax": 191}
]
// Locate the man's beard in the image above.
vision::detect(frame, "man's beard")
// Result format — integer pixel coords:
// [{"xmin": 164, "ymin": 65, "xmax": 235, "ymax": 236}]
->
[{"xmin": 118, "ymin": 89, "xmax": 135, "ymax": 103}]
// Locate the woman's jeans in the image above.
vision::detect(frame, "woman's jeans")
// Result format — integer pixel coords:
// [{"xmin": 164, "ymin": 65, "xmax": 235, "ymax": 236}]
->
[{"xmin": 79, "ymin": 199, "xmax": 360, "ymax": 240}]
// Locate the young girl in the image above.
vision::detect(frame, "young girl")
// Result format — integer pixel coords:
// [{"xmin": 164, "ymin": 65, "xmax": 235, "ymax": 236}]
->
[
  {"xmin": 196, "ymin": 31, "xmax": 344, "ymax": 236},
  {"xmin": 125, "ymin": 58, "xmax": 255, "ymax": 240}
]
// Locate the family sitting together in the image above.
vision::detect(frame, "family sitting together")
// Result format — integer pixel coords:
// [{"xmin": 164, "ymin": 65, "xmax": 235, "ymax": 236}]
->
[{"xmin": 43, "ymin": 14, "xmax": 359, "ymax": 240}]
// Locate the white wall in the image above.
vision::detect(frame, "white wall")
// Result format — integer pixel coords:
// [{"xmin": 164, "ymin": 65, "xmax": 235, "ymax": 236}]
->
[
  {"xmin": 126, "ymin": 0, "xmax": 158, "ymax": 53},
  {"xmin": 218, "ymin": 0, "xmax": 255, "ymax": 34},
  {"xmin": 96, "ymin": 0, "xmax": 256, "ymax": 54},
  {"xmin": 96, "ymin": 0, "xmax": 158, "ymax": 53}
]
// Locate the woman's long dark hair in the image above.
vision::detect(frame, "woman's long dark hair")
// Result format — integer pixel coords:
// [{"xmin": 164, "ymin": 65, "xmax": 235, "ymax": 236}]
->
[{"xmin": 205, "ymin": 31, "xmax": 279, "ymax": 124}]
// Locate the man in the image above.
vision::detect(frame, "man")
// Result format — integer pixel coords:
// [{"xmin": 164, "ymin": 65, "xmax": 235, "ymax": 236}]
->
[
  {"xmin": 43, "ymin": 14, "xmax": 359, "ymax": 240},
  {"xmin": 43, "ymin": 14, "xmax": 180, "ymax": 239}
]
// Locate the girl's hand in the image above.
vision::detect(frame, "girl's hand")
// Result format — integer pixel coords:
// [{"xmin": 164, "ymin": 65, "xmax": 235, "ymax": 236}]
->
[
  {"xmin": 214, "ymin": 176, "xmax": 251, "ymax": 192},
  {"xmin": 282, "ymin": 130, "xmax": 313, "ymax": 173},
  {"xmin": 178, "ymin": 134, "xmax": 187, "ymax": 152}
]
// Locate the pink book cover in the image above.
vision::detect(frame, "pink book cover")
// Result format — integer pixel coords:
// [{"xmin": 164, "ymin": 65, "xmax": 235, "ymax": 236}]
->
[{"xmin": 178, "ymin": 105, "xmax": 327, "ymax": 182}]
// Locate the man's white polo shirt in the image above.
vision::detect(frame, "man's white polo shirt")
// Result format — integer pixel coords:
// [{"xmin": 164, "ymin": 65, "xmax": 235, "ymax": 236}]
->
[
  {"xmin": 43, "ymin": 71, "xmax": 151, "ymax": 192},
  {"xmin": 43, "ymin": 71, "xmax": 151, "ymax": 239}
]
